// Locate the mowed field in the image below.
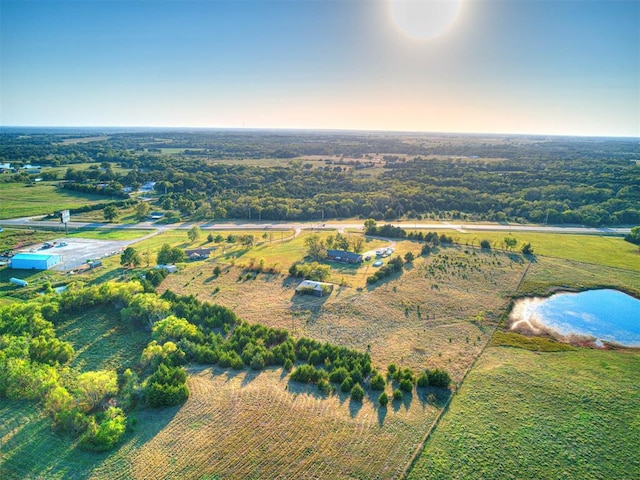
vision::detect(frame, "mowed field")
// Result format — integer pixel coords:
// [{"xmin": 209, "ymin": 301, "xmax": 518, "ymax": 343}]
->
[
  {"xmin": 407, "ymin": 346, "xmax": 640, "ymax": 480},
  {"xmin": 0, "ymin": 182, "xmax": 110, "ymax": 219}
]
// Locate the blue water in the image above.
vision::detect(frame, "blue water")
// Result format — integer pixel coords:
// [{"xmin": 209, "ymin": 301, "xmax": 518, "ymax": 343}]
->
[{"xmin": 511, "ymin": 289, "xmax": 640, "ymax": 347}]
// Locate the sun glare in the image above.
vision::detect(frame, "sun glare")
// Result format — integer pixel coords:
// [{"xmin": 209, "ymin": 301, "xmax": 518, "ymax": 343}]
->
[{"xmin": 390, "ymin": 0, "xmax": 462, "ymax": 40}]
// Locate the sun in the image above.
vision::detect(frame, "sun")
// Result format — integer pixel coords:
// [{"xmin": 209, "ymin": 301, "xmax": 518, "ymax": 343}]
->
[{"xmin": 389, "ymin": 0, "xmax": 463, "ymax": 41}]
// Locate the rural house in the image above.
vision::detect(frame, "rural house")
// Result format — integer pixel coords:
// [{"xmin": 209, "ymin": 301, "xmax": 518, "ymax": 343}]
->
[
  {"xmin": 185, "ymin": 248, "xmax": 213, "ymax": 260},
  {"xmin": 326, "ymin": 249, "xmax": 363, "ymax": 264}
]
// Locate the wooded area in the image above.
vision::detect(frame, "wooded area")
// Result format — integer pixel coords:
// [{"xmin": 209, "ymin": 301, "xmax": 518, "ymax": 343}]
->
[{"xmin": 1, "ymin": 130, "xmax": 638, "ymax": 226}]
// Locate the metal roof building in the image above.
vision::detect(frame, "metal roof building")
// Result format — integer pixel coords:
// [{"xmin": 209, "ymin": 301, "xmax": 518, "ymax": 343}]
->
[{"xmin": 10, "ymin": 253, "xmax": 62, "ymax": 270}]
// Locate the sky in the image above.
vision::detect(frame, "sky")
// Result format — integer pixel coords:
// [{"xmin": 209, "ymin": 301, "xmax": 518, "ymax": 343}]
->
[{"xmin": 1, "ymin": 0, "xmax": 638, "ymax": 137}]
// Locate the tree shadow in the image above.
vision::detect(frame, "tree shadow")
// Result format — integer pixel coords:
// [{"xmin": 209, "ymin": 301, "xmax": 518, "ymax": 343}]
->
[
  {"xmin": 241, "ymin": 368, "xmax": 263, "ymax": 387},
  {"xmin": 285, "ymin": 379, "xmax": 330, "ymax": 401},
  {"xmin": 0, "ymin": 398, "xmax": 180, "ymax": 480},
  {"xmin": 377, "ymin": 405, "xmax": 388, "ymax": 427},
  {"xmin": 417, "ymin": 387, "xmax": 452, "ymax": 409},
  {"xmin": 348, "ymin": 398, "xmax": 363, "ymax": 418}
]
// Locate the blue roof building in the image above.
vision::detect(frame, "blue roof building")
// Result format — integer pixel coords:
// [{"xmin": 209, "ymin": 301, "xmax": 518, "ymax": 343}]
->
[{"xmin": 11, "ymin": 253, "xmax": 62, "ymax": 270}]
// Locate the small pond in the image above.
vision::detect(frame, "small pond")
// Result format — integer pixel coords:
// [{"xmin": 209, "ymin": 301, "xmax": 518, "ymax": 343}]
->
[{"xmin": 510, "ymin": 289, "xmax": 640, "ymax": 347}]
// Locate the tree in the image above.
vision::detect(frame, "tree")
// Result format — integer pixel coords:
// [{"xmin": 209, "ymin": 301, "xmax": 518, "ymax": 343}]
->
[
  {"xmin": 427, "ymin": 368, "xmax": 451, "ymax": 388},
  {"xmin": 522, "ymin": 242, "xmax": 534, "ymax": 255},
  {"xmin": 480, "ymin": 239, "xmax": 491, "ymax": 249},
  {"xmin": 624, "ymin": 226, "xmax": 640, "ymax": 246},
  {"xmin": 378, "ymin": 391, "xmax": 389, "ymax": 407},
  {"xmin": 75, "ymin": 370, "xmax": 118, "ymax": 412},
  {"xmin": 134, "ymin": 201, "xmax": 150, "ymax": 221},
  {"xmin": 404, "ymin": 251, "xmax": 415, "ymax": 263},
  {"xmin": 350, "ymin": 236, "xmax": 365, "ymax": 253},
  {"xmin": 187, "ymin": 225, "xmax": 201, "ymax": 243},
  {"xmin": 504, "ymin": 236, "xmax": 517, "ymax": 251},
  {"xmin": 207, "ymin": 233, "xmax": 214, "ymax": 243},
  {"xmin": 157, "ymin": 244, "xmax": 186, "ymax": 264},
  {"xmin": 350, "ymin": 383, "xmax": 365, "ymax": 402},
  {"xmin": 103, "ymin": 205, "xmax": 119, "ymax": 222},
  {"xmin": 120, "ymin": 247, "xmax": 141, "ymax": 269},
  {"xmin": 305, "ymin": 234, "xmax": 327, "ymax": 261},
  {"xmin": 364, "ymin": 218, "xmax": 377, "ymax": 234}
]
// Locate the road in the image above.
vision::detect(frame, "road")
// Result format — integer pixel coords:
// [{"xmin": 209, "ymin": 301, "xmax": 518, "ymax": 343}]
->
[{"xmin": 0, "ymin": 216, "xmax": 632, "ymax": 237}]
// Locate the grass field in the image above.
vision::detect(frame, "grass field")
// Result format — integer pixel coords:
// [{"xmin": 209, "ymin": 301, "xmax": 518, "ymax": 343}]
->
[
  {"xmin": 1, "ymin": 224, "xmax": 638, "ymax": 479},
  {"xmin": 0, "ymin": 307, "xmax": 151, "ymax": 479},
  {"xmin": 407, "ymin": 346, "xmax": 640, "ymax": 480},
  {"xmin": 0, "ymin": 182, "xmax": 110, "ymax": 219},
  {"xmin": 56, "ymin": 308, "xmax": 149, "ymax": 373},
  {"xmin": 161, "ymin": 242, "xmax": 525, "ymax": 380},
  {"xmin": 424, "ymin": 229, "xmax": 640, "ymax": 272},
  {"xmin": 519, "ymin": 256, "xmax": 640, "ymax": 297},
  {"xmin": 68, "ymin": 228, "xmax": 150, "ymax": 241},
  {"xmin": 0, "ymin": 228, "xmax": 56, "ymax": 252}
]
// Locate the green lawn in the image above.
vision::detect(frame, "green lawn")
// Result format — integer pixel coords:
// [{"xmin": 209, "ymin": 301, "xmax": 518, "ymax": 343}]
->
[
  {"xmin": 408, "ymin": 346, "xmax": 640, "ymax": 480},
  {"xmin": 0, "ymin": 182, "xmax": 109, "ymax": 219}
]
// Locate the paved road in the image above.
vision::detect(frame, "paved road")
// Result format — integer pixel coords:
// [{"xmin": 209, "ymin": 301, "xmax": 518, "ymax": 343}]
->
[{"xmin": 0, "ymin": 216, "xmax": 632, "ymax": 237}]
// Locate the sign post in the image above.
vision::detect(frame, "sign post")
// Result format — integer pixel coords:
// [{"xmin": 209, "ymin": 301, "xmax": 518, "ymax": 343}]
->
[{"xmin": 59, "ymin": 210, "xmax": 70, "ymax": 234}]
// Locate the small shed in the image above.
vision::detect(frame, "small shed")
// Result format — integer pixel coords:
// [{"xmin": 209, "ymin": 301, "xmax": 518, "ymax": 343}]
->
[
  {"xmin": 295, "ymin": 280, "xmax": 334, "ymax": 297},
  {"xmin": 11, "ymin": 253, "xmax": 62, "ymax": 270}
]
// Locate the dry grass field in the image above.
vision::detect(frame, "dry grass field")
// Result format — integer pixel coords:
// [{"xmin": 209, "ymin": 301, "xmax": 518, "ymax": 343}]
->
[
  {"xmin": 161, "ymin": 243, "xmax": 526, "ymax": 382},
  {"xmin": 92, "ymin": 366, "xmax": 442, "ymax": 479}
]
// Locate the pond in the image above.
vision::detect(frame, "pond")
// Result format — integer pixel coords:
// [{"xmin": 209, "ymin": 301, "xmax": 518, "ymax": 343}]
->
[{"xmin": 510, "ymin": 289, "xmax": 640, "ymax": 347}]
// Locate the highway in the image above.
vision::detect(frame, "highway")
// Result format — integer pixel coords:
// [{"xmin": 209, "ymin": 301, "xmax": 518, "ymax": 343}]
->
[{"xmin": 0, "ymin": 216, "xmax": 632, "ymax": 236}]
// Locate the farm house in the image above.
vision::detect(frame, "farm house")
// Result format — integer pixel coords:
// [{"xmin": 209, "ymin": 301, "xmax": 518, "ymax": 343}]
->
[
  {"xmin": 10, "ymin": 253, "xmax": 62, "ymax": 270},
  {"xmin": 295, "ymin": 280, "xmax": 334, "ymax": 297},
  {"xmin": 185, "ymin": 248, "xmax": 213, "ymax": 260},
  {"xmin": 326, "ymin": 249, "xmax": 363, "ymax": 264}
]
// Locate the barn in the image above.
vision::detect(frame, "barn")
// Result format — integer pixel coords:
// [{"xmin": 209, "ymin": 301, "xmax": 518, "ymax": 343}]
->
[{"xmin": 10, "ymin": 253, "xmax": 62, "ymax": 270}]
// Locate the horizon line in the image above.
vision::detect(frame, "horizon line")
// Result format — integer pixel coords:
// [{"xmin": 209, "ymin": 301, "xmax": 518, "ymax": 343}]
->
[{"xmin": 0, "ymin": 125, "xmax": 638, "ymax": 140}]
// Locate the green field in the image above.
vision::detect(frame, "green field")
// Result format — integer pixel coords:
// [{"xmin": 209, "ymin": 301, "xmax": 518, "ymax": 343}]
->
[
  {"xmin": 406, "ymin": 229, "xmax": 640, "ymax": 272},
  {"xmin": 56, "ymin": 308, "xmax": 150, "ymax": 373},
  {"xmin": 0, "ymin": 182, "xmax": 109, "ymax": 219},
  {"xmin": 520, "ymin": 256, "xmax": 640, "ymax": 297},
  {"xmin": 68, "ymin": 228, "xmax": 150, "ymax": 241},
  {"xmin": 407, "ymin": 346, "xmax": 640, "ymax": 479}
]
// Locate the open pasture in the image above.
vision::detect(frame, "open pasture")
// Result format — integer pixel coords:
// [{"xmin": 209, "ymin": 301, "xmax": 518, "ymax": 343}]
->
[
  {"xmin": 104, "ymin": 366, "xmax": 441, "ymax": 480},
  {"xmin": 519, "ymin": 256, "xmax": 640, "ymax": 297},
  {"xmin": 407, "ymin": 346, "xmax": 640, "ymax": 480},
  {"xmin": 0, "ymin": 182, "xmax": 109, "ymax": 219},
  {"xmin": 430, "ymin": 229, "xmax": 640, "ymax": 272},
  {"xmin": 161, "ymin": 243, "xmax": 526, "ymax": 380}
]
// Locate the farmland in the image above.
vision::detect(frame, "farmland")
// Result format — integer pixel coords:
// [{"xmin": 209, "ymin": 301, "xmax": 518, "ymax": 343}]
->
[
  {"xmin": 0, "ymin": 219, "xmax": 638, "ymax": 478},
  {"xmin": 407, "ymin": 346, "xmax": 640, "ymax": 480}
]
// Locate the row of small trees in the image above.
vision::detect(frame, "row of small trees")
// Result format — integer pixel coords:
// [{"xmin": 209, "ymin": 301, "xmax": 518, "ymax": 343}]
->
[{"xmin": 367, "ymin": 256, "xmax": 405, "ymax": 284}]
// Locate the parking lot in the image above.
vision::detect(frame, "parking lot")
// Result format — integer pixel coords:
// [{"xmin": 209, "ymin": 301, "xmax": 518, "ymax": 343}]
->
[{"xmin": 23, "ymin": 237, "xmax": 134, "ymax": 271}]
